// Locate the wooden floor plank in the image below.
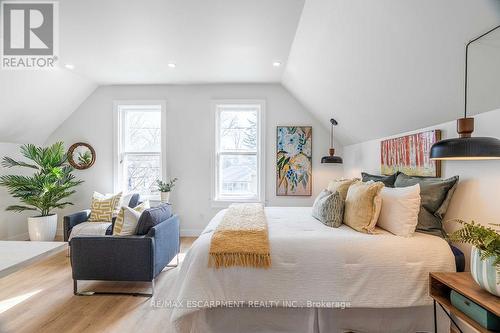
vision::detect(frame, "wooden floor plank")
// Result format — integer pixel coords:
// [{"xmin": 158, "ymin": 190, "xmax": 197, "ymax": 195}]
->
[{"xmin": 0, "ymin": 237, "xmax": 197, "ymax": 333}]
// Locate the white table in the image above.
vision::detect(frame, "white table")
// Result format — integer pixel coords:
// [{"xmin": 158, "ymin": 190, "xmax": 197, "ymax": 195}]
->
[{"xmin": 0, "ymin": 241, "xmax": 66, "ymax": 278}]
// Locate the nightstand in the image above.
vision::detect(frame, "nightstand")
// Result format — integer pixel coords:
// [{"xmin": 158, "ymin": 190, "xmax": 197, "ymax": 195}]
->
[{"xmin": 429, "ymin": 272, "xmax": 500, "ymax": 333}]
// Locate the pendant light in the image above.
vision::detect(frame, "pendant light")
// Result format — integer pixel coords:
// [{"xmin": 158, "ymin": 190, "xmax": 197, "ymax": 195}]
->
[
  {"xmin": 430, "ymin": 24, "xmax": 500, "ymax": 160},
  {"xmin": 321, "ymin": 118, "xmax": 343, "ymax": 164}
]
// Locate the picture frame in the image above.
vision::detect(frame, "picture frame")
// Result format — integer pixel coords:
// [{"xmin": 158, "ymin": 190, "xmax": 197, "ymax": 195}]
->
[{"xmin": 276, "ymin": 126, "xmax": 313, "ymax": 196}]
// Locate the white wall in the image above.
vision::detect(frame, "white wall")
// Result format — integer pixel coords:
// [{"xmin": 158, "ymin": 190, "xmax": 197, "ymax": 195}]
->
[
  {"xmin": 343, "ymin": 108, "xmax": 500, "ymax": 268},
  {"xmin": 0, "ymin": 143, "xmax": 31, "ymax": 240},
  {"xmin": 45, "ymin": 84, "xmax": 343, "ymax": 236}
]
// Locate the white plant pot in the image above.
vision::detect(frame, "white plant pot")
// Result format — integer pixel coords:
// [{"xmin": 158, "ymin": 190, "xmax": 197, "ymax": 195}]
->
[
  {"xmin": 160, "ymin": 192, "xmax": 171, "ymax": 203},
  {"xmin": 28, "ymin": 214, "xmax": 57, "ymax": 241},
  {"xmin": 470, "ymin": 246, "xmax": 500, "ymax": 297}
]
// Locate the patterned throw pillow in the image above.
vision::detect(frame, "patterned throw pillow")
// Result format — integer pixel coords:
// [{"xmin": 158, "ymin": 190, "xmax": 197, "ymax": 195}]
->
[
  {"xmin": 113, "ymin": 201, "xmax": 150, "ymax": 235},
  {"xmin": 344, "ymin": 181, "xmax": 384, "ymax": 233},
  {"xmin": 312, "ymin": 189, "xmax": 345, "ymax": 228},
  {"xmin": 88, "ymin": 192, "xmax": 122, "ymax": 222}
]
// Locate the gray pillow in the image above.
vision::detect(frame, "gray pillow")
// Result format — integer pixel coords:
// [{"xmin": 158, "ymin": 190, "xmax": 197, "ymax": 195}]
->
[
  {"xmin": 394, "ymin": 173, "xmax": 459, "ymax": 237},
  {"xmin": 312, "ymin": 190, "xmax": 344, "ymax": 228},
  {"xmin": 136, "ymin": 203, "xmax": 173, "ymax": 235},
  {"xmin": 361, "ymin": 172, "xmax": 399, "ymax": 188}
]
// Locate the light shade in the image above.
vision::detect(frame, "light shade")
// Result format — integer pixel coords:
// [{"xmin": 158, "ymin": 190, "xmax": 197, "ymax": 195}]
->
[
  {"xmin": 321, "ymin": 155, "xmax": 343, "ymax": 163},
  {"xmin": 430, "ymin": 137, "xmax": 500, "ymax": 160}
]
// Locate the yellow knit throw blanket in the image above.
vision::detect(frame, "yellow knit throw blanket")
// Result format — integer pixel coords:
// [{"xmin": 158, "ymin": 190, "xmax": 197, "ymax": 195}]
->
[{"xmin": 209, "ymin": 203, "xmax": 271, "ymax": 269}]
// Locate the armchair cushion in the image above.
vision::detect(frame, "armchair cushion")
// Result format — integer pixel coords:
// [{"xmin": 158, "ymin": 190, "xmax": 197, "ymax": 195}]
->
[
  {"xmin": 69, "ymin": 222, "xmax": 112, "ymax": 241},
  {"xmin": 64, "ymin": 210, "xmax": 91, "ymax": 241},
  {"xmin": 136, "ymin": 204, "xmax": 173, "ymax": 235}
]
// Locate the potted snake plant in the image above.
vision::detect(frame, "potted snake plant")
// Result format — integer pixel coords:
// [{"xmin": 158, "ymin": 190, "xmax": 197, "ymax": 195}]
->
[
  {"xmin": 0, "ymin": 142, "xmax": 83, "ymax": 241},
  {"xmin": 447, "ymin": 220, "xmax": 500, "ymax": 296}
]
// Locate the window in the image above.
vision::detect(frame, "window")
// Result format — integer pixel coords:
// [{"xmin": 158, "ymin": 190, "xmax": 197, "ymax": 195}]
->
[
  {"xmin": 114, "ymin": 101, "xmax": 166, "ymax": 200},
  {"xmin": 213, "ymin": 101, "xmax": 265, "ymax": 204}
]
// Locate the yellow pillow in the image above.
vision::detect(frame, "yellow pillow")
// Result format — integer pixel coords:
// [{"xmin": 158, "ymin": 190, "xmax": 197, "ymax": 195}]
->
[
  {"xmin": 327, "ymin": 178, "xmax": 359, "ymax": 200},
  {"xmin": 113, "ymin": 201, "xmax": 150, "ymax": 235},
  {"xmin": 88, "ymin": 192, "xmax": 122, "ymax": 222},
  {"xmin": 344, "ymin": 181, "xmax": 384, "ymax": 233}
]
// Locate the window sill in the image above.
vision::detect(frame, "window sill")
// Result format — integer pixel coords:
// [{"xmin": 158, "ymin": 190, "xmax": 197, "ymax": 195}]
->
[
  {"xmin": 211, "ymin": 198, "xmax": 263, "ymax": 208},
  {"xmin": 141, "ymin": 195, "xmax": 161, "ymax": 203}
]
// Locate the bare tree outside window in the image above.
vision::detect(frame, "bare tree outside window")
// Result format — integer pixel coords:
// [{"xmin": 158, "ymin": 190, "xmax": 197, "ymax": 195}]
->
[
  {"xmin": 118, "ymin": 105, "xmax": 163, "ymax": 198},
  {"xmin": 215, "ymin": 105, "xmax": 261, "ymax": 201}
]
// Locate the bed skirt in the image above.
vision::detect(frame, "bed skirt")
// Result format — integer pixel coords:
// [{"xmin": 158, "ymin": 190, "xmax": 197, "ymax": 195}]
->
[{"xmin": 173, "ymin": 306, "xmax": 451, "ymax": 333}]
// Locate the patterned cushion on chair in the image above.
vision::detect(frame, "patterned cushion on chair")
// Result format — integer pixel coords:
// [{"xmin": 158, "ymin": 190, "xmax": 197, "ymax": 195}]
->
[
  {"xmin": 113, "ymin": 201, "xmax": 150, "ymax": 236},
  {"xmin": 88, "ymin": 192, "xmax": 122, "ymax": 222}
]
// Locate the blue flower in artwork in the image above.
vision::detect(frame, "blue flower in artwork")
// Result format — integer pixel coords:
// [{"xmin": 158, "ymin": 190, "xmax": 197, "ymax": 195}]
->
[
  {"xmin": 288, "ymin": 135, "xmax": 298, "ymax": 146},
  {"xmin": 277, "ymin": 139, "xmax": 284, "ymax": 151}
]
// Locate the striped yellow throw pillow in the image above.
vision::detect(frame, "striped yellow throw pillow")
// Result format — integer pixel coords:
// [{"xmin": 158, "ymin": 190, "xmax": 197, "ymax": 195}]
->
[
  {"xmin": 88, "ymin": 192, "xmax": 122, "ymax": 222},
  {"xmin": 113, "ymin": 201, "xmax": 150, "ymax": 236}
]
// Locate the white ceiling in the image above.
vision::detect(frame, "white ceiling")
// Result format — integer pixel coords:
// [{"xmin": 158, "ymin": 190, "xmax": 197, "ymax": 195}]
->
[
  {"xmin": 1, "ymin": 0, "xmax": 499, "ymax": 145},
  {"xmin": 0, "ymin": 0, "xmax": 304, "ymax": 143},
  {"xmin": 60, "ymin": 0, "xmax": 305, "ymax": 84},
  {"xmin": 283, "ymin": 0, "xmax": 500, "ymax": 145}
]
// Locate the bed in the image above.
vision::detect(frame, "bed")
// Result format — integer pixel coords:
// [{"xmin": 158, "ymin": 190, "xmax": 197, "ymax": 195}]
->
[{"xmin": 166, "ymin": 207, "xmax": 456, "ymax": 332}]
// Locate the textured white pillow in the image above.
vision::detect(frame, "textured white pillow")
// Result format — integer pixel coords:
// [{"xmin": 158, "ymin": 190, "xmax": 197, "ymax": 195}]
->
[
  {"xmin": 377, "ymin": 184, "xmax": 421, "ymax": 237},
  {"xmin": 114, "ymin": 201, "xmax": 150, "ymax": 236}
]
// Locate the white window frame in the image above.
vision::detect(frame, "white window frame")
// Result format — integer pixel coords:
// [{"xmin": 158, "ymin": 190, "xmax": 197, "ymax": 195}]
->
[
  {"xmin": 113, "ymin": 100, "xmax": 167, "ymax": 201},
  {"xmin": 211, "ymin": 100, "xmax": 266, "ymax": 207}
]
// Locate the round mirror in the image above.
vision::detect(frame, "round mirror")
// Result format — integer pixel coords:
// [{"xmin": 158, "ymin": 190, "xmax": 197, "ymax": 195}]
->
[{"xmin": 67, "ymin": 142, "xmax": 96, "ymax": 170}]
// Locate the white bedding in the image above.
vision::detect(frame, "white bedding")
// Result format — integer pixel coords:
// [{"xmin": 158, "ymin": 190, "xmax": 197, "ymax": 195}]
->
[{"xmin": 168, "ymin": 207, "xmax": 455, "ymax": 330}]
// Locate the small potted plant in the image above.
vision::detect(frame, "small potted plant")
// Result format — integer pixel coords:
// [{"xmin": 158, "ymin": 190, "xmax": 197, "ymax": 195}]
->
[
  {"xmin": 447, "ymin": 220, "xmax": 499, "ymax": 296},
  {"xmin": 156, "ymin": 178, "xmax": 178, "ymax": 203},
  {"xmin": 0, "ymin": 142, "xmax": 83, "ymax": 241}
]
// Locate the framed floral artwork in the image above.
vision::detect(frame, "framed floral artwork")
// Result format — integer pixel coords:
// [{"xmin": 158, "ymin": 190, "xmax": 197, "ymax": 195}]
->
[{"xmin": 276, "ymin": 126, "xmax": 312, "ymax": 196}]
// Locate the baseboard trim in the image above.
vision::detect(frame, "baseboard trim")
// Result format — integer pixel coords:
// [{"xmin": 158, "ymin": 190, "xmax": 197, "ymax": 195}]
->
[
  {"xmin": 7, "ymin": 232, "xmax": 30, "ymax": 241},
  {"xmin": 180, "ymin": 229, "xmax": 203, "ymax": 237}
]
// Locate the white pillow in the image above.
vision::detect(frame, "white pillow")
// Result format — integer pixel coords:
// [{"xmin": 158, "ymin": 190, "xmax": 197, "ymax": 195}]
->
[
  {"xmin": 113, "ymin": 201, "xmax": 150, "ymax": 236},
  {"xmin": 377, "ymin": 184, "xmax": 421, "ymax": 237},
  {"xmin": 121, "ymin": 192, "xmax": 139, "ymax": 208},
  {"xmin": 121, "ymin": 207, "xmax": 142, "ymax": 236}
]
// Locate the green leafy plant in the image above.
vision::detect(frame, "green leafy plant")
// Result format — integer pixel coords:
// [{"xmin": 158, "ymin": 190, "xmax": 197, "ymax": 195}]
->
[
  {"xmin": 156, "ymin": 178, "xmax": 178, "ymax": 193},
  {"xmin": 0, "ymin": 142, "xmax": 83, "ymax": 217},
  {"xmin": 447, "ymin": 219, "xmax": 500, "ymax": 266},
  {"xmin": 77, "ymin": 151, "xmax": 92, "ymax": 165}
]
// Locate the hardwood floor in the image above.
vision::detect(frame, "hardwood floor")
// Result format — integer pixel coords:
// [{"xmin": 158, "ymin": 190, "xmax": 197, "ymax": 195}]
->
[{"xmin": 0, "ymin": 237, "xmax": 197, "ymax": 333}]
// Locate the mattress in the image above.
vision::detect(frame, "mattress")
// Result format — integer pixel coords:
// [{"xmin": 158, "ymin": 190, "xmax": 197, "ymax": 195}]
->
[{"xmin": 167, "ymin": 207, "xmax": 456, "ymax": 331}]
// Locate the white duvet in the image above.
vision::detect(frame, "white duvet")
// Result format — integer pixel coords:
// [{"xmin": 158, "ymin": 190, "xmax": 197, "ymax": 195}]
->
[{"xmin": 168, "ymin": 207, "xmax": 455, "ymax": 329}]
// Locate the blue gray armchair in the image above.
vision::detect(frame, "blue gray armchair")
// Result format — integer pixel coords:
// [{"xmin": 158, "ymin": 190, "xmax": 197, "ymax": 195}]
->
[{"xmin": 68, "ymin": 203, "xmax": 180, "ymax": 297}]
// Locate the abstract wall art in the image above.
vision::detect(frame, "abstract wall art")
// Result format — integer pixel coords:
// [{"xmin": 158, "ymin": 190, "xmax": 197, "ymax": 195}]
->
[
  {"xmin": 381, "ymin": 130, "xmax": 441, "ymax": 177},
  {"xmin": 276, "ymin": 126, "xmax": 312, "ymax": 196}
]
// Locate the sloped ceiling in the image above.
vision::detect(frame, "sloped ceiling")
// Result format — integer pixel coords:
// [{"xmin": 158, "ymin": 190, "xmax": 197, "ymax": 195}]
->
[
  {"xmin": 0, "ymin": 69, "xmax": 96, "ymax": 144},
  {"xmin": 283, "ymin": 0, "xmax": 500, "ymax": 145},
  {"xmin": 2, "ymin": 0, "xmax": 500, "ymax": 145},
  {"xmin": 0, "ymin": 0, "xmax": 304, "ymax": 144}
]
